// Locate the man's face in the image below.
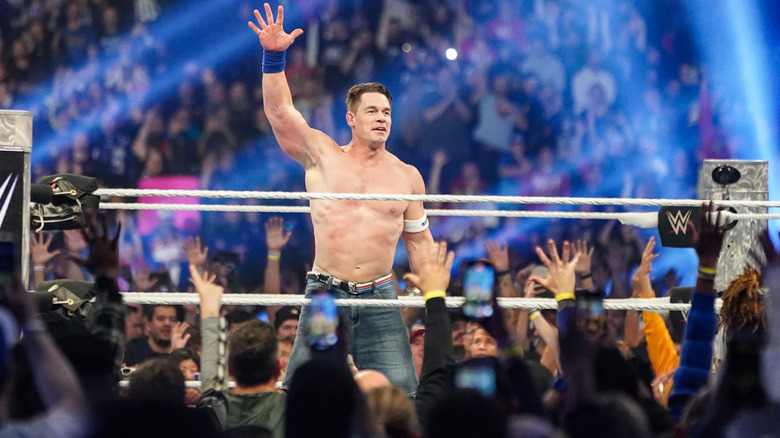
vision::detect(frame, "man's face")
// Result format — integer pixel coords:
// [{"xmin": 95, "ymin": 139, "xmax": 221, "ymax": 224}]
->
[
  {"xmin": 125, "ymin": 304, "xmax": 146, "ymax": 341},
  {"xmin": 277, "ymin": 319, "xmax": 299, "ymax": 339},
  {"xmin": 468, "ymin": 328, "xmax": 499, "ymax": 358},
  {"xmin": 411, "ymin": 335, "xmax": 425, "ymax": 378},
  {"xmin": 278, "ymin": 341, "xmax": 292, "ymax": 372},
  {"xmin": 347, "ymin": 92, "xmax": 391, "ymax": 148},
  {"xmin": 148, "ymin": 306, "xmax": 177, "ymax": 346}
]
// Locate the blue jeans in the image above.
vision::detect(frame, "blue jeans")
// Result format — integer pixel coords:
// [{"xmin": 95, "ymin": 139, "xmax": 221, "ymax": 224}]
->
[{"xmin": 281, "ymin": 275, "xmax": 418, "ymax": 396}]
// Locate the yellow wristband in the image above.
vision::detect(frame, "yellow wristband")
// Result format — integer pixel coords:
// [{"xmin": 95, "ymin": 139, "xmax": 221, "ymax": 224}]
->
[
  {"xmin": 698, "ymin": 266, "xmax": 717, "ymax": 275},
  {"xmin": 529, "ymin": 310, "xmax": 541, "ymax": 321},
  {"xmin": 424, "ymin": 290, "xmax": 446, "ymax": 301},
  {"xmin": 555, "ymin": 292, "xmax": 576, "ymax": 302},
  {"xmin": 267, "ymin": 253, "xmax": 281, "ymax": 261}
]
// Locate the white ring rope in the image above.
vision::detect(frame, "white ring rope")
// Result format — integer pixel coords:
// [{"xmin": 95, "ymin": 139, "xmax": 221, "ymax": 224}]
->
[
  {"xmin": 120, "ymin": 292, "xmax": 720, "ymax": 313},
  {"xmin": 99, "ymin": 202, "xmax": 780, "ymax": 228},
  {"xmin": 95, "ymin": 189, "xmax": 780, "ymax": 209}
]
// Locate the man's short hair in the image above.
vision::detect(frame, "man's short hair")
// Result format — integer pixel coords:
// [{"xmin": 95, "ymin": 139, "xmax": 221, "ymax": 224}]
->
[
  {"xmin": 346, "ymin": 82, "xmax": 393, "ymax": 113},
  {"xmin": 128, "ymin": 358, "xmax": 185, "ymax": 405},
  {"xmin": 274, "ymin": 306, "xmax": 300, "ymax": 331},
  {"xmin": 228, "ymin": 320, "xmax": 278, "ymax": 387},
  {"xmin": 143, "ymin": 304, "xmax": 184, "ymax": 322}
]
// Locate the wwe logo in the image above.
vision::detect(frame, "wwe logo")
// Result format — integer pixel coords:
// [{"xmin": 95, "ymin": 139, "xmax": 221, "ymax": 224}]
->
[{"xmin": 666, "ymin": 210, "xmax": 692, "ymax": 235}]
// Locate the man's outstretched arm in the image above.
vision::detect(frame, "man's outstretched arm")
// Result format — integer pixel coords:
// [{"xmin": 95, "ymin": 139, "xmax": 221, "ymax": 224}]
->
[{"xmin": 249, "ymin": 3, "xmax": 331, "ymax": 166}]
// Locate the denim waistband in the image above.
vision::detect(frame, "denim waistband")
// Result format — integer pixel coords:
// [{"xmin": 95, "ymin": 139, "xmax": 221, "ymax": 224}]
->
[{"xmin": 306, "ymin": 271, "xmax": 393, "ymax": 294}]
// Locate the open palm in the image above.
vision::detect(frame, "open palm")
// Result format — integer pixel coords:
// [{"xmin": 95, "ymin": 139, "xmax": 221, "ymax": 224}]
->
[{"xmin": 248, "ymin": 3, "xmax": 303, "ymax": 52}]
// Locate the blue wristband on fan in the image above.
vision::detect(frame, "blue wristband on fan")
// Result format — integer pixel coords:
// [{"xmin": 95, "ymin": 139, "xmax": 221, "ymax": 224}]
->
[{"xmin": 263, "ymin": 50, "xmax": 286, "ymax": 74}]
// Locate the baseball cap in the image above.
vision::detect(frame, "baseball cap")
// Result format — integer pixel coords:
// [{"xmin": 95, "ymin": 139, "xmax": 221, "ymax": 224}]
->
[
  {"xmin": 409, "ymin": 328, "xmax": 425, "ymax": 343},
  {"xmin": 274, "ymin": 306, "xmax": 301, "ymax": 331}
]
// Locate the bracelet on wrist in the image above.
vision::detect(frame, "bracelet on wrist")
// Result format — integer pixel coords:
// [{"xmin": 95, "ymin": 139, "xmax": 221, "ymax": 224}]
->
[
  {"xmin": 33, "ymin": 265, "xmax": 45, "ymax": 272},
  {"xmin": 495, "ymin": 270, "xmax": 510, "ymax": 277},
  {"xmin": 267, "ymin": 251, "xmax": 281, "ymax": 261},
  {"xmin": 697, "ymin": 267, "xmax": 717, "ymax": 280},
  {"xmin": 423, "ymin": 290, "xmax": 446, "ymax": 301},
  {"xmin": 579, "ymin": 272, "xmax": 592, "ymax": 280},
  {"xmin": 262, "ymin": 50, "xmax": 286, "ymax": 74},
  {"xmin": 555, "ymin": 292, "xmax": 576, "ymax": 302},
  {"xmin": 529, "ymin": 310, "xmax": 541, "ymax": 321}
]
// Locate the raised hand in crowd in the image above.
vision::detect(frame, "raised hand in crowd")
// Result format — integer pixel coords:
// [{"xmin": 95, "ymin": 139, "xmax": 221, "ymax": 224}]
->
[
  {"xmin": 403, "ymin": 241, "xmax": 455, "ymax": 297},
  {"xmin": 265, "ymin": 217, "xmax": 292, "ymax": 323},
  {"xmin": 30, "ymin": 231, "xmax": 60, "ymax": 267},
  {"xmin": 184, "ymin": 236, "xmax": 209, "ymax": 270},
  {"xmin": 265, "ymin": 216, "xmax": 292, "ymax": 253},
  {"xmin": 30, "ymin": 231, "xmax": 60, "ymax": 285},
  {"xmin": 171, "ymin": 321, "xmax": 192, "ymax": 350},
  {"xmin": 70, "ymin": 212, "xmax": 122, "ymax": 279},
  {"xmin": 190, "ymin": 264, "xmax": 224, "ymax": 318},
  {"xmin": 530, "ymin": 239, "xmax": 580, "ymax": 297},
  {"xmin": 573, "ymin": 239, "xmax": 595, "ymax": 290},
  {"xmin": 632, "ymin": 236, "xmax": 659, "ymax": 298},
  {"xmin": 483, "ymin": 239, "xmax": 516, "ymax": 297},
  {"xmin": 690, "ymin": 201, "xmax": 727, "ymax": 295}
]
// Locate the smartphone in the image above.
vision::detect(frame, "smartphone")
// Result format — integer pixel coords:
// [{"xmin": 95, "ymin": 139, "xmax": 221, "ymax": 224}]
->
[
  {"xmin": 0, "ymin": 241, "xmax": 14, "ymax": 296},
  {"xmin": 575, "ymin": 289, "xmax": 606, "ymax": 334},
  {"xmin": 462, "ymin": 261, "xmax": 495, "ymax": 319},
  {"xmin": 454, "ymin": 357, "xmax": 497, "ymax": 396},
  {"xmin": 306, "ymin": 291, "xmax": 339, "ymax": 350}
]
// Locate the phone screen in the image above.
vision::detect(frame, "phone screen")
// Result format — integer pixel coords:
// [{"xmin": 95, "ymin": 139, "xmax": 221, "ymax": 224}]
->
[
  {"xmin": 454, "ymin": 358, "xmax": 496, "ymax": 396},
  {"xmin": 575, "ymin": 290, "xmax": 606, "ymax": 334},
  {"xmin": 463, "ymin": 262, "xmax": 495, "ymax": 319},
  {"xmin": 307, "ymin": 291, "xmax": 339, "ymax": 350}
]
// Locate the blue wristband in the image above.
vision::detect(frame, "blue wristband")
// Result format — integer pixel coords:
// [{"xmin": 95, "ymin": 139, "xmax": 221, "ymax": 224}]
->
[{"xmin": 263, "ymin": 50, "xmax": 286, "ymax": 74}]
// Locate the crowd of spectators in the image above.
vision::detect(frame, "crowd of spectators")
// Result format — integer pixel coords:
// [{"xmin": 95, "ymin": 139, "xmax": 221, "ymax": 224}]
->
[
  {"xmin": 0, "ymin": 0, "xmax": 752, "ymax": 294},
  {"xmin": 3, "ymin": 3, "xmax": 779, "ymax": 436}
]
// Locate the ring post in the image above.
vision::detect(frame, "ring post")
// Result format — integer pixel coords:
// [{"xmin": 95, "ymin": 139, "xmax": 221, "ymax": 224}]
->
[
  {"xmin": 0, "ymin": 110, "xmax": 32, "ymax": 289},
  {"xmin": 697, "ymin": 159, "xmax": 768, "ymax": 292}
]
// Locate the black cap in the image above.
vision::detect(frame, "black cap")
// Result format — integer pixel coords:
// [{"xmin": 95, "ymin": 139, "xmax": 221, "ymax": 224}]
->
[{"xmin": 274, "ymin": 306, "xmax": 301, "ymax": 331}]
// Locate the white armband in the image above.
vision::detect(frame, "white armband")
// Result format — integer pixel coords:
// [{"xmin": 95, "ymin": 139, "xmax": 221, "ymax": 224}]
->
[{"xmin": 403, "ymin": 213, "xmax": 429, "ymax": 233}]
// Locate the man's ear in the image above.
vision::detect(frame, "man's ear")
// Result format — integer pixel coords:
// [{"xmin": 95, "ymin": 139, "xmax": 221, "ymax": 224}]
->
[{"xmin": 346, "ymin": 112, "xmax": 355, "ymax": 127}]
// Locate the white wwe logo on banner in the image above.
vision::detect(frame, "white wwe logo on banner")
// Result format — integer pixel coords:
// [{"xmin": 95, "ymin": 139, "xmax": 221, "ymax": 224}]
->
[
  {"xmin": 666, "ymin": 210, "xmax": 692, "ymax": 235},
  {"xmin": 0, "ymin": 174, "xmax": 18, "ymax": 230}
]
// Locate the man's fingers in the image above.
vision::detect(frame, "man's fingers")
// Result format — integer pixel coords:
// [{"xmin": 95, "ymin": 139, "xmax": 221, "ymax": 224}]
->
[
  {"xmin": 547, "ymin": 239, "xmax": 560, "ymax": 263},
  {"xmin": 444, "ymin": 251, "xmax": 455, "ymax": 271},
  {"xmin": 290, "ymin": 28, "xmax": 304, "ymax": 39},
  {"xmin": 188, "ymin": 264, "xmax": 202, "ymax": 283},
  {"xmin": 252, "ymin": 9, "xmax": 266, "ymax": 28},
  {"xmin": 403, "ymin": 273, "xmax": 421, "ymax": 289},
  {"xmin": 264, "ymin": 3, "xmax": 274, "ymax": 27},
  {"xmin": 562, "ymin": 240, "xmax": 570, "ymax": 263},
  {"xmin": 276, "ymin": 4, "xmax": 284, "ymax": 25},
  {"xmin": 535, "ymin": 246, "xmax": 552, "ymax": 267}
]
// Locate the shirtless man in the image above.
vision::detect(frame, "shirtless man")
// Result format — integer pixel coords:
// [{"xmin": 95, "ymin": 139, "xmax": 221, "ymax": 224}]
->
[{"xmin": 249, "ymin": 3, "xmax": 433, "ymax": 395}]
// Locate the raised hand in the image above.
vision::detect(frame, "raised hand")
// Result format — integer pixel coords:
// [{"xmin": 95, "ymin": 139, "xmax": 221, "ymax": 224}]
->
[
  {"xmin": 183, "ymin": 236, "xmax": 209, "ymax": 267},
  {"xmin": 171, "ymin": 321, "xmax": 192, "ymax": 350},
  {"xmin": 265, "ymin": 217, "xmax": 292, "ymax": 252},
  {"xmin": 403, "ymin": 241, "xmax": 455, "ymax": 295},
  {"xmin": 530, "ymin": 239, "xmax": 580, "ymax": 296},
  {"xmin": 64, "ymin": 228, "xmax": 88, "ymax": 255},
  {"xmin": 30, "ymin": 232, "xmax": 60, "ymax": 266},
  {"xmin": 632, "ymin": 236, "xmax": 659, "ymax": 298},
  {"xmin": 573, "ymin": 239, "xmax": 594, "ymax": 276},
  {"xmin": 70, "ymin": 213, "xmax": 121, "ymax": 278},
  {"xmin": 482, "ymin": 239, "xmax": 509, "ymax": 272},
  {"xmin": 248, "ymin": 3, "xmax": 303, "ymax": 52},
  {"xmin": 690, "ymin": 201, "xmax": 727, "ymax": 267},
  {"xmin": 189, "ymin": 264, "xmax": 224, "ymax": 318}
]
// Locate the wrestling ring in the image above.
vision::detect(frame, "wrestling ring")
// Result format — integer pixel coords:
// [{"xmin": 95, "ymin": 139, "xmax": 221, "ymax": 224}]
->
[{"xmin": 88, "ymin": 186, "xmax": 780, "ymax": 314}]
